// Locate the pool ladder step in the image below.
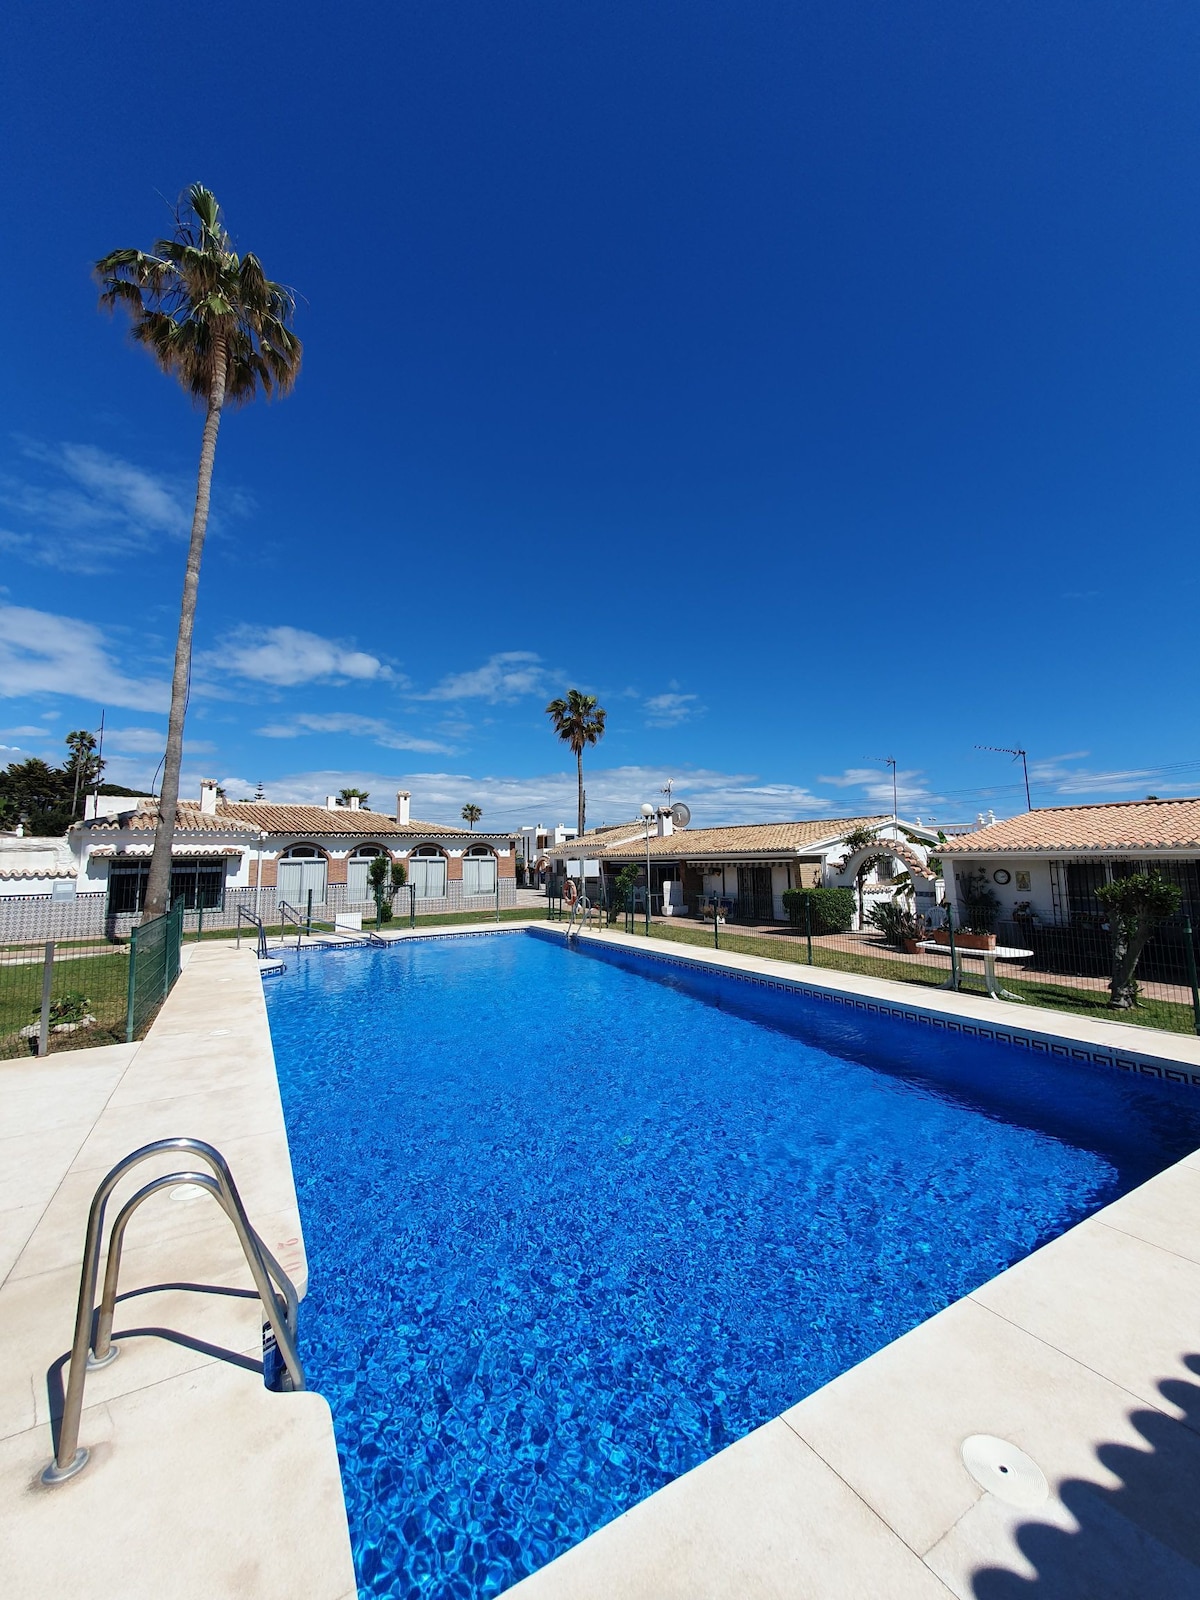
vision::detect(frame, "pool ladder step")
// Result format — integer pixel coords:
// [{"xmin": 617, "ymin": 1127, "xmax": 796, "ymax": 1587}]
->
[{"xmin": 42, "ymin": 1136, "xmax": 305, "ymax": 1486}]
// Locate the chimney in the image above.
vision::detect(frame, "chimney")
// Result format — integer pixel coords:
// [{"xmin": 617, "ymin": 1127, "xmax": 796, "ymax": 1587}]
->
[
  {"xmin": 199, "ymin": 779, "xmax": 219, "ymax": 816},
  {"xmin": 348, "ymin": 795, "xmax": 360, "ymax": 811},
  {"xmin": 326, "ymin": 795, "xmax": 340, "ymax": 811},
  {"xmin": 657, "ymin": 807, "xmax": 674, "ymax": 838},
  {"xmin": 396, "ymin": 790, "xmax": 411, "ymax": 826}
]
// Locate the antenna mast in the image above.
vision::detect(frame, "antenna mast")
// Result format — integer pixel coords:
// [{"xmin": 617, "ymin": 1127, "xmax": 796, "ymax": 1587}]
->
[{"xmin": 975, "ymin": 745, "xmax": 1031, "ymax": 811}]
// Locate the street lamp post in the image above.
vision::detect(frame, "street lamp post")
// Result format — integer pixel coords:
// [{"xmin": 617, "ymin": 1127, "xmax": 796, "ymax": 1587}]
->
[{"xmin": 641, "ymin": 802, "xmax": 654, "ymax": 935}]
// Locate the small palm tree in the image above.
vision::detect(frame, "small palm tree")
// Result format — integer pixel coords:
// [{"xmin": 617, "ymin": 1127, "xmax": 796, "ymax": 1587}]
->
[
  {"xmin": 461, "ymin": 803, "xmax": 482, "ymax": 830},
  {"xmin": 339, "ymin": 787, "xmax": 370, "ymax": 807},
  {"xmin": 96, "ymin": 185, "xmax": 301, "ymax": 918},
  {"xmin": 545, "ymin": 690, "xmax": 607, "ymax": 837}
]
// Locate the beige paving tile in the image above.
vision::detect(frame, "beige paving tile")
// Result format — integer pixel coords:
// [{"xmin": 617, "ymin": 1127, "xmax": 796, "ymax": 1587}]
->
[
  {"xmin": 0, "ymin": 1125, "xmax": 94, "ymax": 1214},
  {"xmin": 0, "ymin": 1225, "xmax": 269, "ymax": 1439},
  {"xmin": 784, "ymin": 1294, "xmax": 1191, "ymax": 1559},
  {"xmin": 1092, "ymin": 1160, "xmax": 1200, "ymax": 1266},
  {"xmin": 0, "ymin": 1204, "xmax": 43, "ymax": 1283},
  {"xmin": 68, "ymin": 1082, "xmax": 286, "ymax": 1173},
  {"xmin": 0, "ymin": 1365, "xmax": 354, "ymax": 1600},
  {"xmin": 971, "ymin": 1220, "xmax": 1200, "ymax": 1426},
  {"xmin": 509, "ymin": 1418, "xmax": 952, "ymax": 1599}
]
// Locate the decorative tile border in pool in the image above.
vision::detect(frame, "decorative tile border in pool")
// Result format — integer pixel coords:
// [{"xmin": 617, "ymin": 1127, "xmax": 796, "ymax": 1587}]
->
[{"xmin": 530, "ymin": 926, "xmax": 1200, "ymax": 1091}]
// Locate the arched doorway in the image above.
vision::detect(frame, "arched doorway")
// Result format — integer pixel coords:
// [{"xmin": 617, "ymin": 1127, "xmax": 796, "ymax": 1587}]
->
[{"xmin": 277, "ymin": 843, "xmax": 327, "ymax": 908}]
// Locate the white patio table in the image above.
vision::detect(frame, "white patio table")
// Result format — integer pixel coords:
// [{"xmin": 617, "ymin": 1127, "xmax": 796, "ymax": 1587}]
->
[{"xmin": 916, "ymin": 940, "xmax": 1034, "ymax": 1002}]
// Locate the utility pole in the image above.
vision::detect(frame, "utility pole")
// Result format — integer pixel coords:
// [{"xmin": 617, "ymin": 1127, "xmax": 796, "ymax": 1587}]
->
[{"xmin": 976, "ymin": 746, "xmax": 1031, "ymax": 810}]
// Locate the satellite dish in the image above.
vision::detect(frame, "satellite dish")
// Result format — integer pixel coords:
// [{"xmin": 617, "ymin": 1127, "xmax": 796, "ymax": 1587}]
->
[{"xmin": 671, "ymin": 802, "xmax": 691, "ymax": 829}]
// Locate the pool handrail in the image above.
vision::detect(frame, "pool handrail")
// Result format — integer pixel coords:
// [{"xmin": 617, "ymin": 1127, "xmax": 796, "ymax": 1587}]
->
[
  {"xmin": 235, "ymin": 906, "xmax": 268, "ymax": 960},
  {"xmin": 42, "ymin": 1135, "xmax": 306, "ymax": 1486}
]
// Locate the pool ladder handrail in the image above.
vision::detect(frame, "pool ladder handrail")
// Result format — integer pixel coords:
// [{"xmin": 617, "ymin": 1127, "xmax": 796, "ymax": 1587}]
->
[
  {"xmin": 42, "ymin": 1135, "xmax": 306, "ymax": 1486},
  {"xmin": 277, "ymin": 899, "xmax": 306, "ymax": 949},
  {"xmin": 235, "ymin": 906, "xmax": 268, "ymax": 960},
  {"xmin": 566, "ymin": 894, "xmax": 593, "ymax": 943}
]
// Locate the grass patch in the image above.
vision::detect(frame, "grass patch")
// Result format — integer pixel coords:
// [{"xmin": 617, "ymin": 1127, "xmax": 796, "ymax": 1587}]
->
[{"xmin": 0, "ymin": 948, "xmax": 131, "ymax": 1059}]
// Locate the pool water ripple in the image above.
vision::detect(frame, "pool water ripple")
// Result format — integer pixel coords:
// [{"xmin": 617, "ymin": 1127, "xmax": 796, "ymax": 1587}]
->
[{"xmin": 266, "ymin": 932, "xmax": 1200, "ymax": 1599}]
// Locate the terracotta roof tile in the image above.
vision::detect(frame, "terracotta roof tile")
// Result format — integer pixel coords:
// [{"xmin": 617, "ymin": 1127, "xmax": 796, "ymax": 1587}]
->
[
  {"xmin": 551, "ymin": 816, "xmax": 893, "ymax": 860},
  {"xmin": 215, "ymin": 802, "xmax": 462, "ymax": 836},
  {"xmin": 939, "ymin": 798, "xmax": 1200, "ymax": 854}
]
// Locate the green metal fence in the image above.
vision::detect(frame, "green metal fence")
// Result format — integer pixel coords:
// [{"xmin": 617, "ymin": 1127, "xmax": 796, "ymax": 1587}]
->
[
  {"xmin": 125, "ymin": 900, "xmax": 184, "ymax": 1043},
  {"xmin": 0, "ymin": 898, "xmax": 186, "ymax": 1061}
]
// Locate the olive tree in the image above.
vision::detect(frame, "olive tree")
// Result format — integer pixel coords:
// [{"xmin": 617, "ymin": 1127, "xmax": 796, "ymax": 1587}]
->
[{"xmin": 1095, "ymin": 873, "xmax": 1182, "ymax": 1009}]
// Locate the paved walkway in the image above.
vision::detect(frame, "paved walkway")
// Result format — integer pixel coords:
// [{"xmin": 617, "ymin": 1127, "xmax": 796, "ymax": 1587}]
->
[{"xmin": 0, "ymin": 944, "xmax": 354, "ymax": 1600}]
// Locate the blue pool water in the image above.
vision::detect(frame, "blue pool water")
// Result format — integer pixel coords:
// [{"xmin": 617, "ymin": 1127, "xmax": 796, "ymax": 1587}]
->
[{"xmin": 266, "ymin": 930, "xmax": 1200, "ymax": 1599}]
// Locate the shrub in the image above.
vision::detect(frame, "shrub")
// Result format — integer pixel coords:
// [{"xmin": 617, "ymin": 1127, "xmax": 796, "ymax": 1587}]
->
[
  {"xmin": 46, "ymin": 992, "xmax": 91, "ymax": 1025},
  {"xmin": 782, "ymin": 887, "xmax": 854, "ymax": 935},
  {"xmin": 957, "ymin": 868, "xmax": 1000, "ymax": 934}
]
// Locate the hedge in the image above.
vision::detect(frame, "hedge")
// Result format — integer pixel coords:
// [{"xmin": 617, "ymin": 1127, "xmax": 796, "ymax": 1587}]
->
[{"xmin": 781, "ymin": 887, "xmax": 855, "ymax": 935}]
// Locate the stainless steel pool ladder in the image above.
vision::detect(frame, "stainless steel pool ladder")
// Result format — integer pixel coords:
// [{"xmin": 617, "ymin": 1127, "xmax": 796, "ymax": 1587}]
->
[
  {"xmin": 42, "ymin": 1136, "xmax": 306, "ymax": 1486},
  {"xmin": 566, "ymin": 894, "xmax": 591, "ymax": 943},
  {"xmin": 235, "ymin": 906, "xmax": 268, "ymax": 959}
]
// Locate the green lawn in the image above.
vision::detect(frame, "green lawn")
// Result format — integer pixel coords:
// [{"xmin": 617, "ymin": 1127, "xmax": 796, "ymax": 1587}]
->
[
  {"xmin": 620, "ymin": 921, "xmax": 1199, "ymax": 1038},
  {"xmin": 0, "ymin": 948, "xmax": 131, "ymax": 1059}
]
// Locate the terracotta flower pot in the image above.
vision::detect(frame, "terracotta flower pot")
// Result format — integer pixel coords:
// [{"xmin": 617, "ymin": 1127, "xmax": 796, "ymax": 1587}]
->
[
  {"xmin": 955, "ymin": 931, "xmax": 997, "ymax": 950},
  {"xmin": 902, "ymin": 938, "xmax": 923, "ymax": 954}
]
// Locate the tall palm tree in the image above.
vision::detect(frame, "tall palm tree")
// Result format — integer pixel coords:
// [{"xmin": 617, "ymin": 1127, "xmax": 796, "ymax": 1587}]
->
[
  {"xmin": 545, "ymin": 690, "xmax": 607, "ymax": 838},
  {"xmin": 96, "ymin": 186, "xmax": 301, "ymax": 918},
  {"xmin": 461, "ymin": 803, "xmax": 482, "ymax": 830}
]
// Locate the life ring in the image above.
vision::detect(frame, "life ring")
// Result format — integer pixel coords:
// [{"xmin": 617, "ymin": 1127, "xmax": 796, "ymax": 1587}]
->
[{"xmin": 563, "ymin": 879, "xmax": 578, "ymax": 906}]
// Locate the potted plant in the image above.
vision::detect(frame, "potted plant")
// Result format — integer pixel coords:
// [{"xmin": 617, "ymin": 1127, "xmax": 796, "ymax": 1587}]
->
[
  {"xmin": 932, "ymin": 869, "xmax": 1000, "ymax": 949},
  {"xmin": 865, "ymin": 900, "xmax": 928, "ymax": 953}
]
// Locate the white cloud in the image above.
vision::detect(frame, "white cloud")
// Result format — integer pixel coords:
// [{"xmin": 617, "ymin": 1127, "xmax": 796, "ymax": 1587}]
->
[
  {"xmin": 0, "ymin": 442, "xmax": 193, "ymax": 570},
  {"xmin": 422, "ymin": 652, "xmax": 547, "ymax": 702},
  {"xmin": 257, "ymin": 712, "xmax": 450, "ymax": 754},
  {"xmin": 0, "ymin": 724, "xmax": 49, "ymax": 738},
  {"xmin": 225, "ymin": 764, "xmax": 862, "ymax": 829},
  {"xmin": 0, "ymin": 605, "xmax": 170, "ymax": 713},
  {"xmin": 208, "ymin": 626, "xmax": 395, "ymax": 688},
  {"xmin": 817, "ymin": 766, "xmax": 934, "ymax": 811},
  {"xmin": 644, "ymin": 691, "xmax": 700, "ymax": 727}
]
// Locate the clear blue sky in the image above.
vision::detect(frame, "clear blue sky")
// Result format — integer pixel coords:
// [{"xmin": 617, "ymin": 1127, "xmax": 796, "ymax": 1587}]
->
[{"xmin": 2, "ymin": 0, "xmax": 1197, "ymax": 829}]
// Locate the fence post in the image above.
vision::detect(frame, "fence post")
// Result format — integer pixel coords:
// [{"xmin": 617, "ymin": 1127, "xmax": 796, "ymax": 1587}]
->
[
  {"xmin": 1185, "ymin": 917, "xmax": 1200, "ymax": 1037},
  {"xmin": 805, "ymin": 895, "xmax": 813, "ymax": 966},
  {"xmin": 125, "ymin": 925, "xmax": 139, "ymax": 1043},
  {"xmin": 410, "ymin": 884, "xmax": 416, "ymax": 928},
  {"xmin": 713, "ymin": 897, "xmax": 719, "ymax": 949},
  {"xmin": 305, "ymin": 888, "xmax": 313, "ymax": 937},
  {"xmin": 946, "ymin": 904, "xmax": 959, "ymax": 990},
  {"xmin": 197, "ymin": 902, "xmax": 204, "ymax": 943},
  {"xmin": 496, "ymin": 875, "xmax": 500, "ymax": 924},
  {"xmin": 37, "ymin": 940, "xmax": 54, "ymax": 1058}
]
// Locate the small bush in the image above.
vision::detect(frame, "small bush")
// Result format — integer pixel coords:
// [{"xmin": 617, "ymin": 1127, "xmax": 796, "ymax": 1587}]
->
[
  {"xmin": 782, "ymin": 887, "xmax": 854, "ymax": 935},
  {"xmin": 47, "ymin": 992, "xmax": 91, "ymax": 1024}
]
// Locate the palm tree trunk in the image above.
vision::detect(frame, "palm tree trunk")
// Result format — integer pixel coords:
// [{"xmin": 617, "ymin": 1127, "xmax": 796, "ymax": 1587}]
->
[
  {"xmin": 576, "ymin": 750, "xmax": 585, "ymax": 838},
  {"xmin": 143, "ymin": 338, "xmax": 227, "ymax": 919}
]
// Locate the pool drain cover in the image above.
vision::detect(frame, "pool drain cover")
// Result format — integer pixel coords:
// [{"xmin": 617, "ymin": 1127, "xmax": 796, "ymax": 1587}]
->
[{"xmin": 961, "ymin": 1435, "xmax": 1049, "ymax": 1507}]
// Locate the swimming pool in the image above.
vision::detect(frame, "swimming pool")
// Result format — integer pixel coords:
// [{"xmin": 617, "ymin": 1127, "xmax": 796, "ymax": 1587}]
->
[{"xmin": 265, "ymin": 929, "xmax": 1200, "ymax": 1599}]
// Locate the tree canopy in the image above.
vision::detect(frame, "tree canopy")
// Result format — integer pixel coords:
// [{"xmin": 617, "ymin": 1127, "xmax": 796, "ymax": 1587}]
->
[{"xmin": 0, "ymin": 734, "xmax": 142, "ymax": 834}]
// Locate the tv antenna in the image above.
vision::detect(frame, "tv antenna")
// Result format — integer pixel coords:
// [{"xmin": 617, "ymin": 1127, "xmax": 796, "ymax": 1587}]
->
[
  {"xmin": 976, "ymin": 746, "xmax": 1031, "ymax": 810},
  {"xmin": 867, "ymin": 755, "xmax": 898, "ymax": 818}
]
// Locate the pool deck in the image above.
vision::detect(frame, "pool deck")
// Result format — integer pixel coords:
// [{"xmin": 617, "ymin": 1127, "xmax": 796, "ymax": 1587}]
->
[
  {"xmin": 0, "ymin": 942, "xmax": 355, "ymax": 1600},
  {"xmin": 4, "ymin": 921, "xmax": 1200, "ymax": 1598}
]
